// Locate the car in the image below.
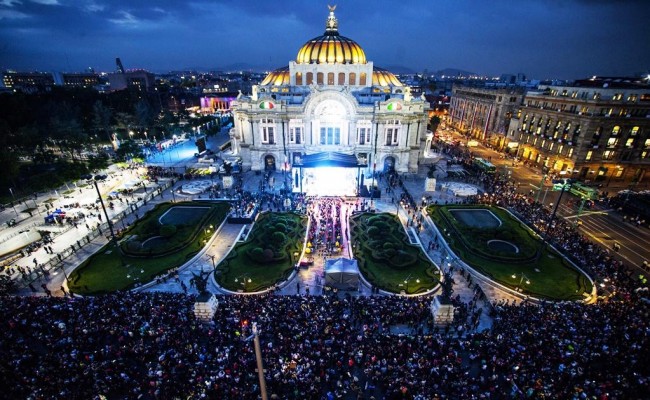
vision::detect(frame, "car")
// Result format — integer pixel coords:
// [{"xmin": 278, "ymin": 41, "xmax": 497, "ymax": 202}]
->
[
  {"xmin": 94, "ymin": 174, "xmax": 108, "ymax": 181},
  {"xmin": 80, "ymin": 174, "xmax": 93, "ymax": 180}
]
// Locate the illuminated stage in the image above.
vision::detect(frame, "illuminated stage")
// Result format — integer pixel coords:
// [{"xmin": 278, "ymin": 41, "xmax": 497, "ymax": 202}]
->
[
  {"xmin": 292, "ymin": 152, "xmax": 367, "ymax": 197},
  {"xmin": 294, "ymin": 167, "xmax": 359, "ymax": 196}
]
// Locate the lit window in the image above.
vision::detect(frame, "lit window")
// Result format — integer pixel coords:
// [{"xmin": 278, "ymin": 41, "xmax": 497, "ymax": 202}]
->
[
  {"xmin": 630, "ymin": 126, "xmax": 639, "ymax": 136},
  {"xmin": 260, "ymin": 118, "xmax": 275, "ymax": 144},
  {"xmin": 384, "ymin": 120, "xmax": 400, "ymax": 146},
  {"xmin": 607, "ymin": 137, "xmax": 618, "ymax": 147},
  {"xmin": 585, "ymin": 150, "xmax": 592, "ymax": 161},
  {"xmin": 625, "ymin": 138, "xmax": 634, "ymax": 148},
  {"xmin": 320, "ymin": 127, "xmax": 341, "ymax": 145}
]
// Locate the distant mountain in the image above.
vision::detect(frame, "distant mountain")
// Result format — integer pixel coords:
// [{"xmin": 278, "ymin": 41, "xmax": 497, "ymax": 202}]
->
[{"xmin": 434, "ymin": 68, "xmax": 476, "ymax": 77}]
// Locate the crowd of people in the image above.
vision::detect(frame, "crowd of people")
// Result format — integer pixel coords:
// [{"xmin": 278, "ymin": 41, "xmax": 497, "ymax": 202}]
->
[
  {"xmin": 2, "ymin": 139, "xmax": 650, "ymax": 399},
  {"xmin": 2, "ymin": 290, "xmax": 648, "ymax": 399}
]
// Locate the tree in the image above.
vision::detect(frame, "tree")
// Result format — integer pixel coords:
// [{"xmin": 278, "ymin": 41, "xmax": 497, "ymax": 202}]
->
[
  {"xmin": 92, "ymin": 100, "xmax": 113, "ymax": 142},
  {"xmin": 428, "ymin": 116, "xmax": 441, "ymax": 133}
]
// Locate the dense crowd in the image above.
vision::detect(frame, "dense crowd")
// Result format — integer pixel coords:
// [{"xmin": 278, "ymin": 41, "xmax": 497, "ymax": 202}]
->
[
  {"xmin": 3, "ymin": 140, "xmax": 650, "ymax": 399},
  {"xmin": 1, "ymin": 291, "xmax": 648, "ymax": 399}
]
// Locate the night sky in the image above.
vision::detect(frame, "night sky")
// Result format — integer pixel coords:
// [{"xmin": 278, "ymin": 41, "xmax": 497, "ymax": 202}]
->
[{"xmin": 1, "ymin": 0, "xmax": 648, "ymax": 80}]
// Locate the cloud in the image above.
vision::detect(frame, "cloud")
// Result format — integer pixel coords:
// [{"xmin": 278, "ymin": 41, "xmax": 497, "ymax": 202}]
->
[
  {"xmin": 30, "ymin": 0, "xmax": 59, "ymax": 4},
  {"xmin": 0, "ymin": 9, "xmax": 29, "ymax": 19},
  {"xmin": 108, "ymin": 10, "xmax": 138, "ymax": 25},
  {"xmin": 84, "ymin": 2, "xmax": 104, "ymax": 12},
  {"xmin": 0, "ymin": 0, "xmax": 22, "ymax": 6}
]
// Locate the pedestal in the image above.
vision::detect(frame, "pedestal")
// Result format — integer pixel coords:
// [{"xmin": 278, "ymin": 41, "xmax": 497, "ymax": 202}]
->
[
  {"xmin": 431, "ymin": 295, "xmax": 455, "ymax": 326},
  {"xmin": 193, "ymin": 293, "xmax": 218, "ymax": 322}
]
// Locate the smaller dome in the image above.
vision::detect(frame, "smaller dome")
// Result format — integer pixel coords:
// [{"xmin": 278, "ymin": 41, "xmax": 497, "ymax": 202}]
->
[
  {"xmin": 260, "ymin": 66, "xmax": 290, "ymax": 86},
  {"xmin": 373, "ymin": 67, "xmax": 403, "ymax": 87}
]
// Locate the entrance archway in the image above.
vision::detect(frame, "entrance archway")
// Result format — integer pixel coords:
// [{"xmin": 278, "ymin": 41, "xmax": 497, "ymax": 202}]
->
[
  {"xmin": 384, "ymin": 156, "xmax": 396, "ymax": 172},
  {"xmin": 264, "ymin": 155, "xmax": 276, "ymax": 171}
]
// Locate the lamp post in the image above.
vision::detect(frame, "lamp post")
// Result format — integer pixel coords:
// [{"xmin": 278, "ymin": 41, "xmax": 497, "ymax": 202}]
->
[
  {"xmin": 235, "ymin": 274, "xmax": 252, "ymax": 291},
  {"xmin": 8, "ymin": 188, "xmax": 19, "ymax": 217},
  {"xmin": 511, "ymin": 272, "xmax": 531, "ymax": 291},
  {"xmin": 536, "ymin": 179, "xmax": 572, "ymax": 260},
  {"xmin": 402, "ymin": 274, "xmax": 420, "ymax": 294},
  {"xmin": 251, "ymin": 323, "xmax": 268, "ymax": 400},
  {"xmin": 208, "ymin": 254, "xmax": 216, "ymax": 270},
  {"xmin": 93, "ymin": 177, "xmax": 116, "ymax": 242}
]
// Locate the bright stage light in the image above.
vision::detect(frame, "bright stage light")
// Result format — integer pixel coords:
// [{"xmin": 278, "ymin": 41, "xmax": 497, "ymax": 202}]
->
[{"xmin": 295, "ymin": 166, "xmax": 358, "ymax": 196}]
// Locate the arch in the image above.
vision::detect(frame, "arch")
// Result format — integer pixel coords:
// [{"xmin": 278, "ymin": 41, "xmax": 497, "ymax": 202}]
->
[
  {"xmin": 349, "ymin": 72, "xmax": 356, "ymax": 85},
  {"xmin": 383, "ymin": 156, "xmax": 396, "ymax": 172},
  {"xmin": 306, "ymin": 72, "xmax": 313, "ymax": 85},
  {"xmin": 338, "ymin": 72, "xmax": 345, "ymax": 85},
  {"xmin": 317, "ymin": 72, "xmax": 324, "ymax": 85},
  {"xmin": 359, "ymin": 72, "xmax": 367, "ymax": 85},
  {"xmin": 295, "ymin": 72, "xmax": 303, "ymax": 85},
  {"xmin": 264, "ymin": 154, "xmax": 276, "ymax": 171},
  {"xmin": 327, "ymin": 72, "xmax": 335, "ymax": 85}
]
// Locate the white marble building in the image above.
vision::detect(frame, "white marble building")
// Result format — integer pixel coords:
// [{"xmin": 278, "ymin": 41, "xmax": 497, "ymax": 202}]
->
[{"xmin": 230, "ymin": 7, "xmax": 429, "ymax": 181}]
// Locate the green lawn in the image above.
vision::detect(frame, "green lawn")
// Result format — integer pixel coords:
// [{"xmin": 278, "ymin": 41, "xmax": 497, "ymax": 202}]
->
[
  {"xmin": 426, "ymin": 204, "xmax": 593, "ymax": 301},
  {"xmin": 67, "ymin": 201, "xmax": 230, "ymax": 295},
  {"xmin": 350, "ymin": 212, "xmax": 440, "ymax": 294},
  {"xmin": 215, "ymin": 212, "xmax": 307, "ymax": 292}
]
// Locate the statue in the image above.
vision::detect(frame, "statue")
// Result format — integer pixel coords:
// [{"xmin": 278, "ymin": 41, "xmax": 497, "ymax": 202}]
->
[
  {"xmin": 328, "ymin": 4, "xmax": 337, "ymax": 12},
  {"xmin": 191, "ymin": 269, "xmax": 211, "ymax": 295}
]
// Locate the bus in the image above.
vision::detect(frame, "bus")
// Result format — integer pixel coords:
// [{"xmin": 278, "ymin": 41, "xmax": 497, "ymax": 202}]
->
[
  {"xmin": 569, "ymin": 181, "xmax": 599, "ymax": 200},
  {"xmin": 472, "ymin": 157, "xmax": 496, "ymax": 173}
]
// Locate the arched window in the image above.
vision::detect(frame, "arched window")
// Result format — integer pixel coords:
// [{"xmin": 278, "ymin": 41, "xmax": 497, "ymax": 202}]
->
[
  {"xmin": 359, "ymin": 72, "xmax": 367, "ymax": 85},
  {"xmin": 317, "ymin": 72, "xmax": 324, "ymax": 85},
  {"xmin": 327, "ymin": 72, "xmax": 334, "ymax": 85},
  {"xmin": 349, "ymin": 72, "xmax": 356, "ymax": 85},
  {"xmin": 338, "ymin": 73, "xmax": 345, "ymax": 85},
  {"xmin": 306, "ymin": 72, "xmax": 313, "ymax": 85},
  {"xmin": 295, "ymin": 72, "xmax": 303, "ymax": 86}
]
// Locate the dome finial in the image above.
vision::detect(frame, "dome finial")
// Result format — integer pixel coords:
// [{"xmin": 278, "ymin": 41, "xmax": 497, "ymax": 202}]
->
[{"xmin": 325, "ymin": 5, "xmax": 338, "ymax": 34}]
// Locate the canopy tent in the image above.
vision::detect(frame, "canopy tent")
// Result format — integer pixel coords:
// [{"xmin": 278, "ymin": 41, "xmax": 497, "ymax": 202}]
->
[
  {"xmin": 295, "ymin": 152, "xmax": 367, "ymax": 168},
  {"xmin": 324, "ymin": 258, "xmax": 360, "ymax": 291}
]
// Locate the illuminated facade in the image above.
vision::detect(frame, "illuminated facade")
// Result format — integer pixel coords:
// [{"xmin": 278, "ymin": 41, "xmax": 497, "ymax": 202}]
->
[
  {"xmin": 448, "ymin": 86, "xmax": 524, "ymax": 148},
  {"xmin": 230, "ymin": 7, "xmax": 429, "ymax": 175},
  {"xmin": 510, "ymin": 78, "xmax": 650, "ymax": 184}
]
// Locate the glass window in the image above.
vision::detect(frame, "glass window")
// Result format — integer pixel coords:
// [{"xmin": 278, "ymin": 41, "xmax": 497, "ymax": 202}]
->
[
  {"xmin": 317, "ymin": 73, "xmax": 324, "ymax": 85},
  {"xmin": 295, "ymin": 72, "xmax": 302, "ymax": 86},
  {"xmin": 360, "ymin": 73, "xmax": 367, "ymax": 85},
  {"xmin": 349, "ymin": 72, "xmax": 356, "ymax": 85},
  {"xmin": 306, "ymin": 72, "xmax": 313, "ymax": 85},
  {"xmin": 338, "ymin": 73, "xmax": 345, "ymax": 85},
  {"xmin": 327, "ymin": 73, "xmax": 334, "ymax": 85},
  {"xmin": 320, "ymin": 127, "xmax": 341, "ymax": 145},
  {"xmin": 585, "ymin": 150, "xmax": 592, "ymax": 161},
  {"xmin": 260, "ymin": 118, "xmax": 275, "ymax": 144}
]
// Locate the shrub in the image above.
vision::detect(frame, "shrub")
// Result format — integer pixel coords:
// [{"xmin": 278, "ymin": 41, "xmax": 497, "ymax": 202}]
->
[
  {"xmin": 263, "ymin": 249, "xmax": 275, "ymax": 261},
  {"xmin": 126, "ymin": 240, "xmax": 142, "ymax": 252},
  {"xmin": 271, "ymin": 231, "xmax": 286, "ymax": 245},
  {"xmin": 367, "ymin": 226, "xmax": 381, "ymax": 238},
  {"xmin": 159, "ymin": 224, "xmax": 177, "ymax": 238},
  {"xmin": 249, "ymin": 247, "xmax": 265, "ymax": 263}
]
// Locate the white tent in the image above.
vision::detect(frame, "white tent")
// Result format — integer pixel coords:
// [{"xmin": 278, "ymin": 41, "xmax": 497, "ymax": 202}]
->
[{"xmin": 325, "ymin": 258, "xmax": 360, "ymax": 291}]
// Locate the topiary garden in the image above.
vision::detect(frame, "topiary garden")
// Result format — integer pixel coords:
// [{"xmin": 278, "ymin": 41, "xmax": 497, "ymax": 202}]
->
[
  {"xmin": 216, "ymin": 212, "xmax": 307, "ymax": 292},
  {"xmin": 426, "ymin": 204, "xmax": 593, "ymax": 301},
  {"xmin": 350, "ymin": 212, "xmax": 440, "ymax": 294},
  {"xmin": 67, "ymin": 201, "xmax": 230, "ymax": 295}
]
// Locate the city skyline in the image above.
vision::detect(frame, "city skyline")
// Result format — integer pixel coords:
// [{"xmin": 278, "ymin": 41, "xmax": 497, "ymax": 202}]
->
[{"xmin": 1, "ymin": 0, "xmax": 649, "ymax": 80}]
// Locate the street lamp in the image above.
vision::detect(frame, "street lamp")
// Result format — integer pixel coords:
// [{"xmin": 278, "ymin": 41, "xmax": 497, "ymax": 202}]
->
[
  {"xmin": 93, "ymin": 176, "xmax": 116, "ymax": 242},
  {"xmin": 402, "ymin": 274, "xmax": 420, "ymax": 293},
  {"xmin": 235, "ymin": 274, "xmax": 252, "ymax": 291},
  {"xmin": 511, "ymin": 272, "xmax": 531, "ymax": 290},
  {"xmin": 129, "ymin": 130, "xmax": 134, "ymax": 140},
  {"xmin": 8, "ymin": 188, "xmax": 19, "ymax": 217}
]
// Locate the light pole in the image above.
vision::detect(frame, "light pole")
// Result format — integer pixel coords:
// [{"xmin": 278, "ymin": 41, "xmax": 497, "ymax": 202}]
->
[
  {"xmin": 8, "ymin": 188, "xmax": 19, "ymax": 217},
  {"xmin": 511, "ymin": 272, "xmax": 531, "ymax": 291},
  {"xmin": 93, "ymin": 177, "xmax": 116, "ymax": 242},
  {"xmin": 402, "ymin": 274, "xmax": 420, "ymax": 294},
  {"xmin": 251, "ymin": 323, "xmax": 268, "ymax": 400},
  {"xmin": 235, "ymin": 274, "xmax": 252, "ymax": 291}
]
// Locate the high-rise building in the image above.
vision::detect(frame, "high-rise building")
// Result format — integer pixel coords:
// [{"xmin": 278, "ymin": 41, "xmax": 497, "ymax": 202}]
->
[
  {"xmin": 229, "ymin": 7, "xmax": 429, "ymax": 191},
  {"xmin": 510, "ymin": 77, "xmax": 650, "ymax": 184}
]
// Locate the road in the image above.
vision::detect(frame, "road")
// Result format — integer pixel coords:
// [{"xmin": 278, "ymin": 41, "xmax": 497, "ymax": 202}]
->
[{"xmin": 443, "ymin": 127, "xmax": 650, "ymax": 271}]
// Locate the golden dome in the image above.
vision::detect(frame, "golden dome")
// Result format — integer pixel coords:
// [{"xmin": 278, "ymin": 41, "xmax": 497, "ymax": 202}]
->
[
  {"xmin": 260, "ymin": 66, "xmax": 290, "ymax": 86},
  {"xmin": 373, "ymin": 67, "xmax": 403, "ymax": 87},
  {"xmin": 296, "ymin": 7, "xmax": 366, "ymax": 65}
]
